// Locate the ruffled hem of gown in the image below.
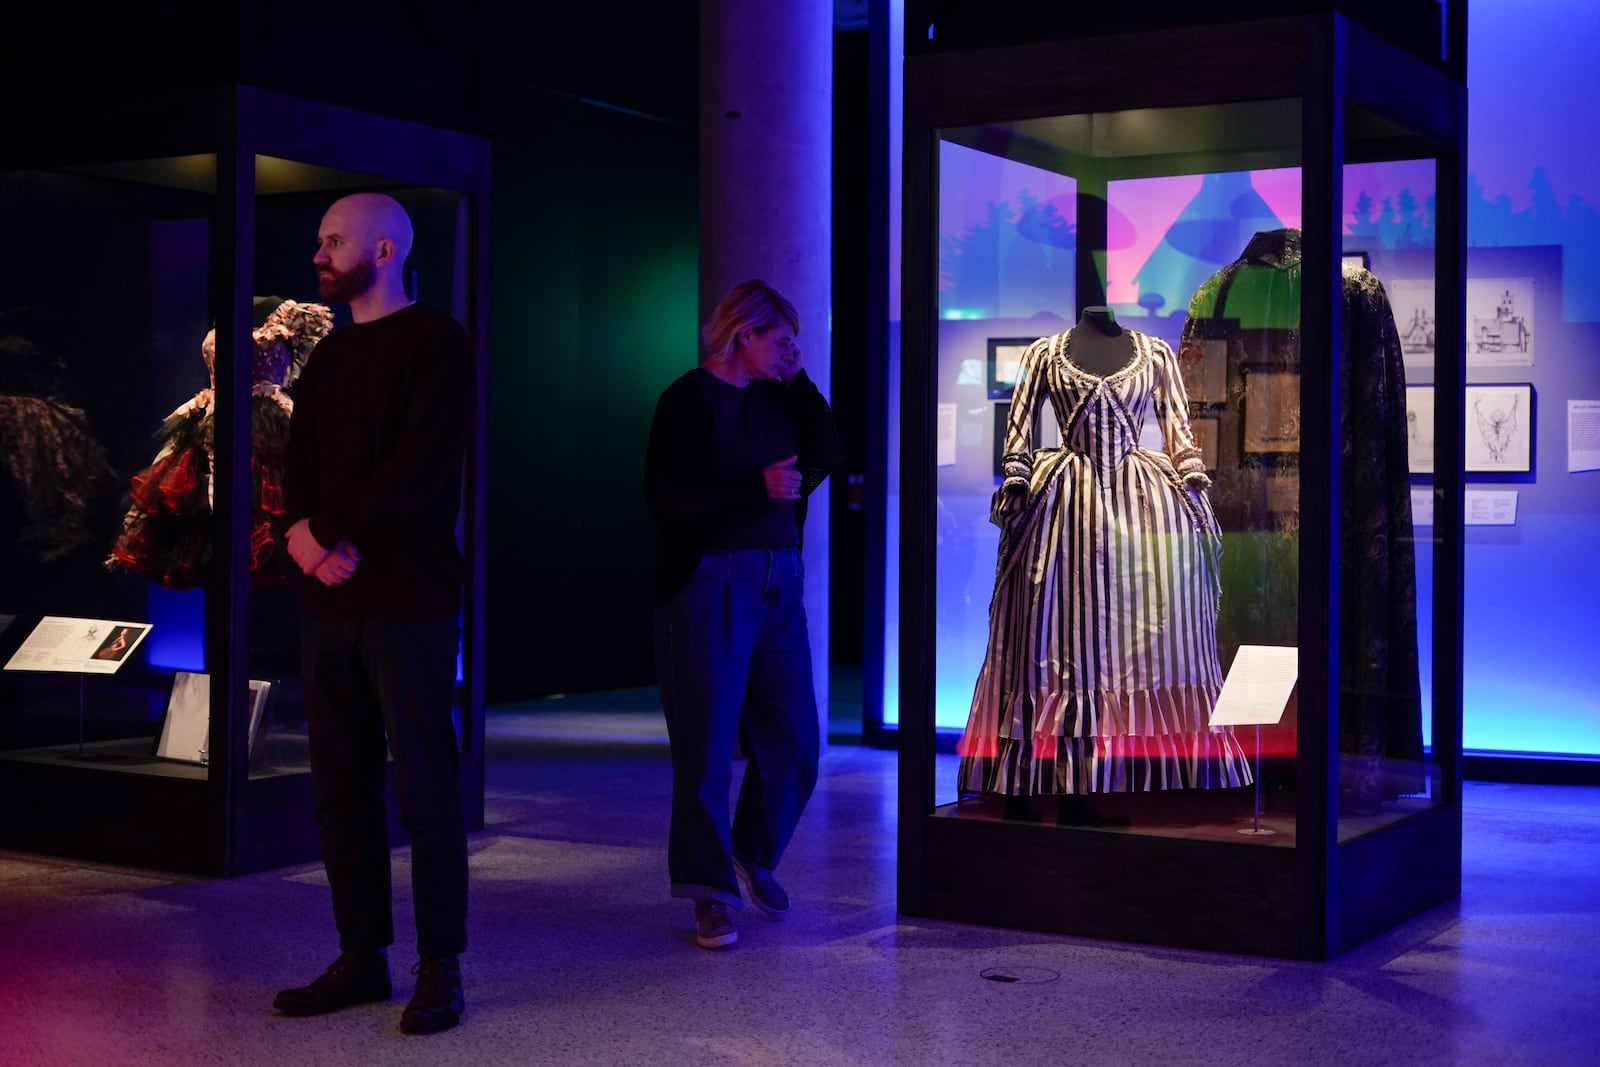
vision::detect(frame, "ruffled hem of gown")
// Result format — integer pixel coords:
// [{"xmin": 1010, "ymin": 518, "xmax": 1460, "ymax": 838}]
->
[{"xmin": 957, "ymin": 729, "xmax": 1253, "ymax": 795}]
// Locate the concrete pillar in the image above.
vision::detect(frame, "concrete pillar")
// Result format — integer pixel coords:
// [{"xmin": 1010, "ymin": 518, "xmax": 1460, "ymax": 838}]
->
[{"xmin": 701, "ymin": 1, "xmax": 833, "ymax": 742}]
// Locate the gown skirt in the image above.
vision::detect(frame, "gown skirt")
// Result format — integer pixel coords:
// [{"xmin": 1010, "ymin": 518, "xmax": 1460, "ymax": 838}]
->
[{"xmin": 957, "ymin": 328, "xmax": 1253, "ymax": 795}]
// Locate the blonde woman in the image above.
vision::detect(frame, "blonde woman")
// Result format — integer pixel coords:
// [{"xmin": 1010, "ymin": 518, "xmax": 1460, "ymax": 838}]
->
[{"xmin": 644, "ymin": 279, "xmax": 843, "ymax": 949}]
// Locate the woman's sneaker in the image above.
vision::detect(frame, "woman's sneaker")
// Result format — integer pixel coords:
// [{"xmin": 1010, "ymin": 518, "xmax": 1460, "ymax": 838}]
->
[
  {"xmin": 733, "ymin": 855, "xmax": 790, "ymax": 917},
  {"xmin": 694, "ymin": 900, "xmax": 737, "ymax": 949}
]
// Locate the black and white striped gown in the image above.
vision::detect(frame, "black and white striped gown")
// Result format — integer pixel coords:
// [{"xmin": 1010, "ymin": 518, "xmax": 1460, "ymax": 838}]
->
[{"xmin": 957, "ymin": 328, "xmax": 1252, "ymax": 795}]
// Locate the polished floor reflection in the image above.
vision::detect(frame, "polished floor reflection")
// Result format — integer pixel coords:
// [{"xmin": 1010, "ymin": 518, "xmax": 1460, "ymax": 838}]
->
[{"xmin": 1, "ymin": 690, "xmax": 1596, "ymax": 1066}]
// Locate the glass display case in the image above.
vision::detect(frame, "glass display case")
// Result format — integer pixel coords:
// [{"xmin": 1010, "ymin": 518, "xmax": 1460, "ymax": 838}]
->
[
  {"xmin": 0, "ymin": 86, "xmax": 491, "ymax": 875},
  {"xmin": 897, "ymin": 7, "xmax": 1466, "ymax": 959}
]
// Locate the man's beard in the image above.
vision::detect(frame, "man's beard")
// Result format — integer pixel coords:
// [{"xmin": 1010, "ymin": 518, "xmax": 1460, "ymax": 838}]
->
[{"xmin": 317, "ymin": 257, "xmax": 375, "ymax": 302}]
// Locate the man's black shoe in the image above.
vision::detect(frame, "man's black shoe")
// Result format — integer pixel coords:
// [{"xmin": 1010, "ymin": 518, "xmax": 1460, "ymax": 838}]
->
[
  {"xmin": 273, "ymin": 951, "xmax": 392, "ymax": 1016},
  {"xmin": 400, "ymin": 956, "xmax": 464, "ymax": 1034}
]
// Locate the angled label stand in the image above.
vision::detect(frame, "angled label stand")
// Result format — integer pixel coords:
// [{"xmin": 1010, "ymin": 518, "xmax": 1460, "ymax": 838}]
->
[
  {"xmin": 3, "ymin": 616, "xmax": 152, "ymax": 674},
  {"xmin": 3, "ymin": 616, "xmax": 155, "ymax": 761},
  {"xmin": 1211, "ymin": 644, "xmax": 1298, "ymax": 836}
]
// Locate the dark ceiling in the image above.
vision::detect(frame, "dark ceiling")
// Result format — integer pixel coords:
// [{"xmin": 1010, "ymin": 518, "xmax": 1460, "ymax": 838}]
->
[{"xmin": 506, "ymin": 2, "xmax": 701, "ymax": 125}]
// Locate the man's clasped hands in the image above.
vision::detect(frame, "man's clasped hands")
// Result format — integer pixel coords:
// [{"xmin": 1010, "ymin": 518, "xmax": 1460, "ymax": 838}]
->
[{"xmin": 286, "ymin": 519, "xmax": 362, "ymax": 586}]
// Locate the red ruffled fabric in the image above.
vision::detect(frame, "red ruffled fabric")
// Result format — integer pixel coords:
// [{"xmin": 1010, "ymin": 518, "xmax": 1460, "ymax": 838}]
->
[
  {"xmin": 107, "ymin": 299, "xmax": 332, "ymax": 589},
  {"xmin": 109, "ymin": 398, "xmax": 299, "ymax": 588}
]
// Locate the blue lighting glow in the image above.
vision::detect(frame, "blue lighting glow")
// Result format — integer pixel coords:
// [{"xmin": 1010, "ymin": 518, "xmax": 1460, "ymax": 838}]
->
[{"xmin": 141, "ymin": 587, "xmax": 206, "ymax": 672}]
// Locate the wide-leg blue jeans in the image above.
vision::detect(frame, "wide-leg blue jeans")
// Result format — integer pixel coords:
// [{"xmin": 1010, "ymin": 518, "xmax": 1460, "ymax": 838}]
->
[
  {"xmin": 301, "ymin": 615, "xmax": 467, "ymax": 958},
  {"xmin": 655, "ymin": 547, "xmax": 820, "ymax": 907}
]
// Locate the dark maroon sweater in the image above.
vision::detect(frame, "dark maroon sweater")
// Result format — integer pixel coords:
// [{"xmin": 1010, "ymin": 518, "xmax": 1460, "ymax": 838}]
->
[{"xmin": 284, "ymin": 303, "xmax": 474, "ymax": 619}]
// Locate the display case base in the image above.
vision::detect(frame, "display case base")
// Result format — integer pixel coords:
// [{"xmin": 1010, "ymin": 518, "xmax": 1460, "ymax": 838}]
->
[
  {"xmin": 908, "ymin": 798, "xmax": 1460, "ymax": 960},
  {"xmin": 0, "ymin": 748, "xmax": 486, "ymax": 876}
]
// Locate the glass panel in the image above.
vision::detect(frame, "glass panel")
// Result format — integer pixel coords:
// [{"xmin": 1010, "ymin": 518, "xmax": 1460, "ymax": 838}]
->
[
  {"xmin": 922, "ymin": 98, "xmax": 1447, "ymax": 846},
  {"xmin": 0, "ymin": 157, "xmax": 215, "ymax": 779},
  {"xmin": 1153, "ymin": 165, "xmax": 1305, "ymax": 842},
  {"xmin": 933, "ymin": 139, "xmax": 1077, "ymax": 724},
  {"xmin": 1334, "ymin": 144, "xmax": 1442, "ymax": 838},
  {"xmin": 239, "ymin": 203, "xmax": 320, "ymax": 779},
  {"xmin": 932, "ymin": 100, "xmax": 1304, "ymax": 843},
  {"xmin": 0, "ymin": 156, "xmax": 472, "ymax": 793}
]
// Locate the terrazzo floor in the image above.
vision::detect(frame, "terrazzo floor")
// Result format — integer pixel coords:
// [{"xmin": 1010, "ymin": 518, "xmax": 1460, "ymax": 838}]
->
[{"xmin": 1, "ymin": 693, "xmax": 1596, "ymax": 1066}]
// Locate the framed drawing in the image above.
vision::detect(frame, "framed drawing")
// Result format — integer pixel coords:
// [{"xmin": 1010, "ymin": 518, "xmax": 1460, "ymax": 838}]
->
[
  {"xmin": 986, "ymin": 337, "xmax": 1034, "ymax": 399},
  {"xmin": 1190, "ymin": 416, "xmax": 1219, "ymax": 472},
  {"xmin": 1240, "ymin": 365, "xmax": 1300, "ymax": 454},
  {"xmin": 1465, "ymin": 383, "xmax": 1533, "ymax": 472},
  {"xmin": 1466, "ymin": 277, "xmax": 1534, "ymax": 366},
  {"xmin": 993, "ymin": 401, "xmax": 1010, "ymax": 478},
  {"xmin": 1389, "ymin": 279, "xmax": 1436, "ymax": 368},
  {"xmin": 1341, "ymin": 250, "xmax": 1370, "ymax": 271},
  {"xmin": 1405, "ymin": 384, "xmax": 1435, "ymax": 474}
]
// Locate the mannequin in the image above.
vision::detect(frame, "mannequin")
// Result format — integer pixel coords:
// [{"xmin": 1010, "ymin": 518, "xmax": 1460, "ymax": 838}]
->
[
  {"xmin": 997, "ymin": 306, "xmax": 1134, "ymax": 521},
  {"xmin": 1065, "ymin": 305, "xmax": 1132, "ymax": 376}
]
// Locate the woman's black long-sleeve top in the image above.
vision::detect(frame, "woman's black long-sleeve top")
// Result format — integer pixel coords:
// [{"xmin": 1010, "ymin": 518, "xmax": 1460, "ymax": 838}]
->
[{"xmin": 644, "ymin": 366, "xmax": 844, "ymax": 604}]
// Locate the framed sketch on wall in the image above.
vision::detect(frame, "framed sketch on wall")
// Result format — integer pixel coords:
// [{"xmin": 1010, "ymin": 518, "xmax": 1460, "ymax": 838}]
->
[
  {"xmin": 1467, "ymin": 278, "xmax": 1534, "ymax": 366},
  {"xmin": 1406, "ymin": 385, "xmax": 1435, "ymax": 474},
  {"xmin": 1341, "ymin": 250, "xmax": 1370, "ymax": 271},
  {"xmin": 987, "ymin": 337, "xmax": 1034, "ymax": 400},
  {"xmin": 1465, "ymin": 383, "xmax": 1533, "ymax": 472},
  {"xmin": 1240, "ymin": 365, "xmax": 1300, "ymax": 454},
  {"xmin": 1389, "ymin": 279, "xmax": 1436, "ymax": 368}
]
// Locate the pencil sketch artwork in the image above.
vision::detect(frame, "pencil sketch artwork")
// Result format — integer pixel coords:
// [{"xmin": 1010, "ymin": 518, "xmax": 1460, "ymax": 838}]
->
[
  {"xmin": 1465, "ymin": 384, "xmax": 1533, "ymax": 472},
  {"xmin": 1467, "ymin": 278, "xmax": 1534, "ymax": 366},
  {"xmin": 1406, "ymin": 385, "xmax": 1434, "ymax": 474},
  {"xmin": 1475, "ymin": 392, "xmax": 1517, "ymax": 463},
  {"xmin": 1389, "ymin": 279, "xmax": 1436, "ymax": 368}
]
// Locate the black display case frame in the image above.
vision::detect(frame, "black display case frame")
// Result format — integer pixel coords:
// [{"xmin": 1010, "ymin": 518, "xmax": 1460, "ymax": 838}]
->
[{"xmin": 896, "ymin": 9, "xmax": 1466, "ymax": 960}]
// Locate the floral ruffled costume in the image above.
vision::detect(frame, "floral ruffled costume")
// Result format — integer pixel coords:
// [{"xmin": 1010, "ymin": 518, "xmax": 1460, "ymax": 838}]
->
[{"xmin": 108, "ymin": 298, "xmax": 333, "ymax": 588}]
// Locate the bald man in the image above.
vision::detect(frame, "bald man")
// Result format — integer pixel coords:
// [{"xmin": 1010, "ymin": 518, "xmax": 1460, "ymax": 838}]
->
[{"xmin": 275, "ymin": 193, "xmax": 475, "ymax": 1035}]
